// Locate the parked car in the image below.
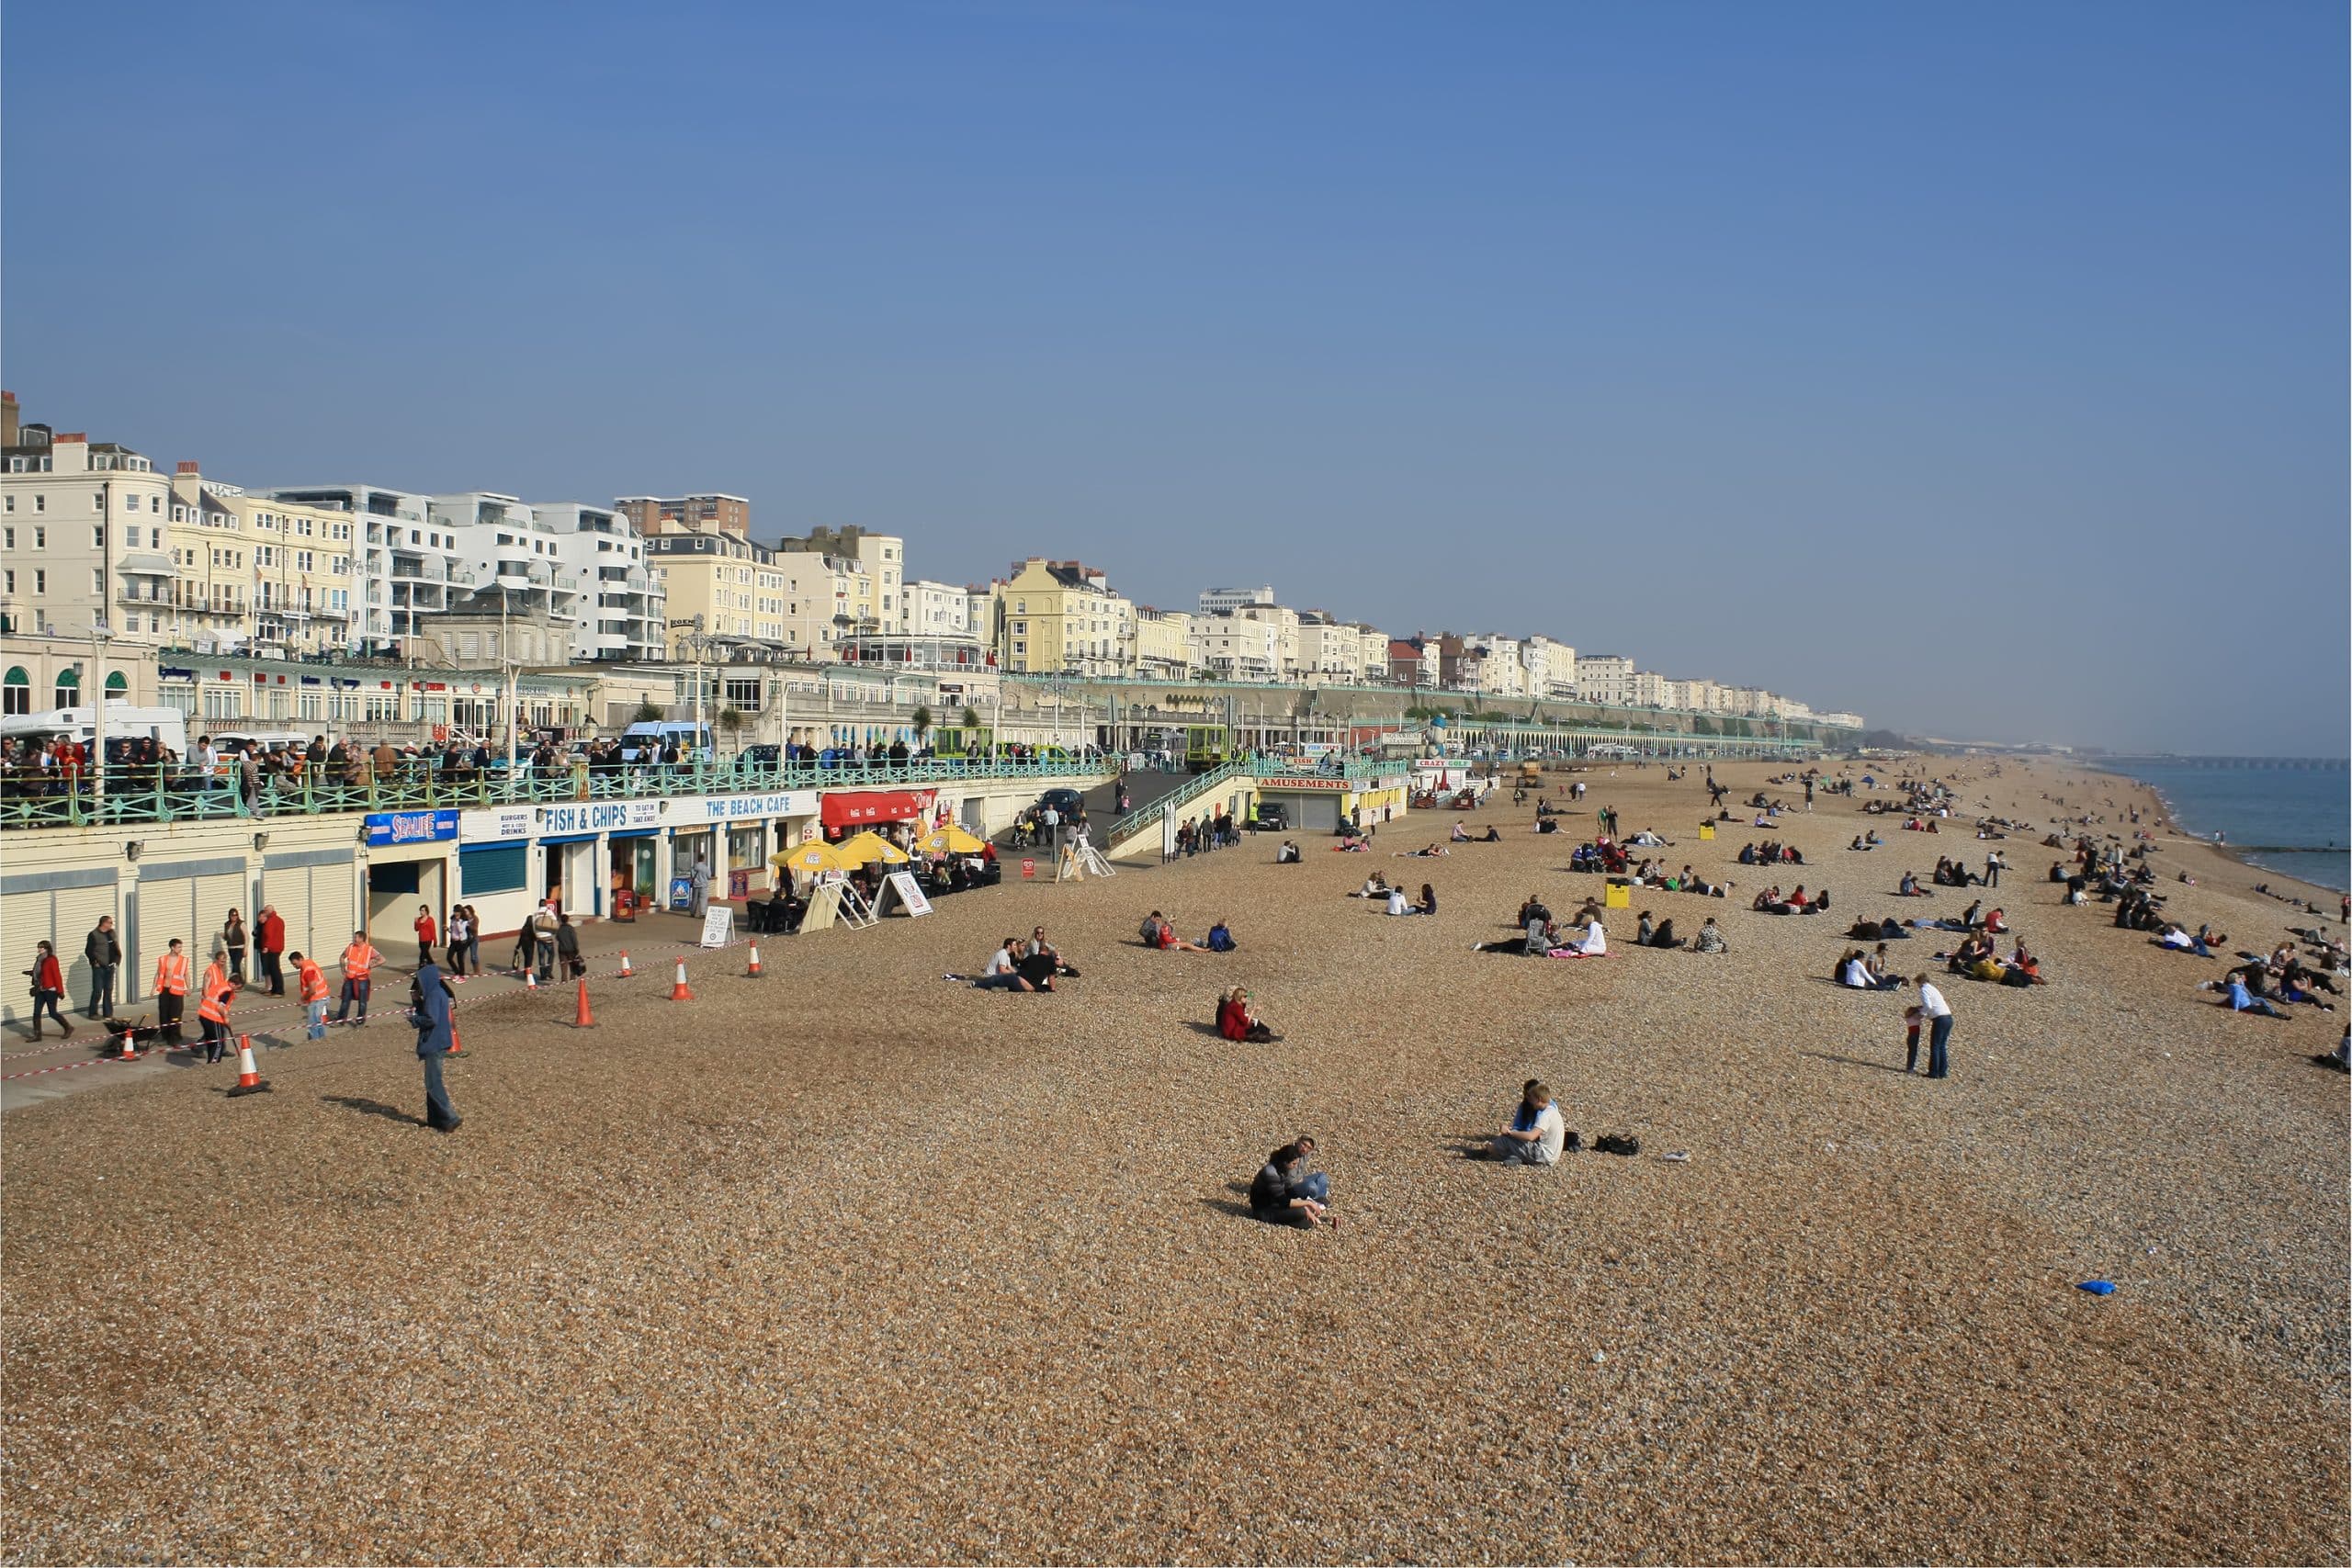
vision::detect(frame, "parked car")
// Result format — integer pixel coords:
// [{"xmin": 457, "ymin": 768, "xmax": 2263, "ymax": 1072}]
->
[
  {"xmin": 1036, "ymin": 787, "xmax": 1087, "ymax": 819},
  {"xmin": 1248, "ymin": 802, "xmax": 1289, "ymax": 832}
]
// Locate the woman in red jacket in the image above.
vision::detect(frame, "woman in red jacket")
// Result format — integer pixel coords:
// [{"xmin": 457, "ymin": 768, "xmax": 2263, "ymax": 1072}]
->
[
  {"xmin": 413, "ymin": 905, "xmax": 438, "ymax": 966},
  {"xmin": 1216, "ymin": 986, "xmax": 1278, "ymax": 1043},
  {"xmin": 25, "ymin": 941, "xmax": 69, "ymax": 1041}
]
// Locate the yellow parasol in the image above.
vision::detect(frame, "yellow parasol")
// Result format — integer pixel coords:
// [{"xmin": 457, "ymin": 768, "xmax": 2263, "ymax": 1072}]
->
[
  {"xmin": 916, "ymin": 824, "xmax": 988, "ymax": 854},
  {"xmin": 775, "ymin": 841, "xmax": 846, "ymax": 876},
  {"xmin": 831, "ymin": 830, "xmax": 910, "ymax": 867}
]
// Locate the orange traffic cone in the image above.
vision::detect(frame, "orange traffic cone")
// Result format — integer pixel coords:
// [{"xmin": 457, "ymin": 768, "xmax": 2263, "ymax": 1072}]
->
[
  {"xmin": 617, "ymin": 951, "xmax": 634, "ymax": 978},
  {"xmin": 117, "ymin": 1026, "xmax": 139, "ymax": 1062},
  {"xmin": 745, "ymin": 942, "xmax": 763, "ymax": 978},
  {"xmin": 525, "ymin": 966, "xmax": 537, "ymax": 993},
  {"xmin": 574, "ymin": 977, "xmax": 596, "ymax": 1028},
  {"xmin": 669, "ymin": 959, "xmax": 694, "ymax": 1002},
  {"xmin": 447, "ymin": 1021, "xmax": 465, "ymax": 1058},
  {"xmin": 226, "ymin": 1033, "xmax": 271, "ymax": 1097}
]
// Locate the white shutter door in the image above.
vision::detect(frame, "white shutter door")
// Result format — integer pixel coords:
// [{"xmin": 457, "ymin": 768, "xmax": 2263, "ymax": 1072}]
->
[
  {"xmin": 189, "ymin": 872, "xmax": 244, "ymax": 966},
  {"xmin": 0, "ymin": 890, "xmax": 51, "ymax": 1027},
  {"xmin": 260, "ymin": 866, "xmax": 315, "ymax": 973},
  {"xmin": 130, "ymin": 878, "xmax": 198, "ymax": 1005},
  {"xmin": 50, "ymin": 884, "xmax": 119, "ymax": 1015},
  {"xmin": 308, "ymin": 860, "xmax": 358, "ymax": 961}
]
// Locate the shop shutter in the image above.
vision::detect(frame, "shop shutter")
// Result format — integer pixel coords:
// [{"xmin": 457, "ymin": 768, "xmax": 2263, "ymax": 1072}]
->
[
  {"xmin": 50, "ymin": 883, "xmax": 120, "ymax": 1012},
  {"xmin": 1295, "ymin": 794, "xmax": 1342, "ymax": 831},
  {"xmin": 131, "ymin": 878, "xmax": 200, "ymax": 1003},
  {"xmin": 0, "ymin": 889, "xmax": 53, "ymax": 1027},
  {"xmin": 461, "ymin": 845, "xmax": 526, "ymax": 896},
  {"xmin": 306, "ymin": 859, "xmax": 358, "ymax": 959},
  {"xmin": 188, "ymin": 872, "xmax": 246, "ymax": 967}
]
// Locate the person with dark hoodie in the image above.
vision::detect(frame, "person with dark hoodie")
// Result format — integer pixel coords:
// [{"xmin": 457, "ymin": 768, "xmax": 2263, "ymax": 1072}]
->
[{"xmin": 413, "ymin": 950, "xmax": 460, "ymax": 1133}]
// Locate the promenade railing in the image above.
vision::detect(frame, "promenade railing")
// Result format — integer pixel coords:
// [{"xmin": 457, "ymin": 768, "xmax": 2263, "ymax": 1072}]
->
[{"xmin": 0, "ymin": 753, "xmax": 1119, "ymax": 834}]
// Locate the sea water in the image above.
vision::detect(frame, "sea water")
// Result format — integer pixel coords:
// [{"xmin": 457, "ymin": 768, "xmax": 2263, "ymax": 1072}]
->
[{"xmin": 2108, "ymin": 760, "xmax": 2349, "ymax": 893}]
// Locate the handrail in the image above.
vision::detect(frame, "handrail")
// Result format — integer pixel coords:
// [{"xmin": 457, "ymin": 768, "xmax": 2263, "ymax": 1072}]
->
[
  {"xmin": 0, "ymin": 754, "xmax": 1118, "ymax": 832},
  {"xmin": 1105, "ymin": 760, "xmax": 1255, "ymax": 848}
]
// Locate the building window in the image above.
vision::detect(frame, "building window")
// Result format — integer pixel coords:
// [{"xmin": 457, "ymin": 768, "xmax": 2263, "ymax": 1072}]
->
[
  {"xmin": 32, "ymin": 526, "xmax": 43, "ymax": 547},
  {"xmin": 92, "ymin": 570, "xmax": 104, "ymax": 595},
  {"xmin": 33, "ymin": 494, "xmax": 43, "ymax": 511},
  {"xmin": 93, "ymin": 492, "xmax": 104, "ymax": 511},
  {"xmin": 33, "ymin": 570, "xmax": 45, "ymax": 593}
]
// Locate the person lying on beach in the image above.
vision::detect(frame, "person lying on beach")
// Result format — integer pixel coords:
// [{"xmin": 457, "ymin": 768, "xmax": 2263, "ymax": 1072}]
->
[
  {"xmin": 1249, "ymin": 1143, "xmax": 1333, "ymax": 1227},
  {"xmin": 1141, "ymin": 912, "xmax": 1211, "ymax": 953},
  {"xmin": 1218, "ymin": 986, "xmax": 1278, "ymax": 1042},
  {"xmin": 2218, "ymin": 976, "xmax": 2290, "ymax": 1018},
  {"xmin": 1394, "ymin": 843, "xmax": 1450, "ymax": 858},
  {"xmin": 1485, "ymin": 1081, "xmax": 1566, "ymax": 1165},
  {"xmin": 1480, "ymin": 826, "xmax": 1501, "ymax": 842}
]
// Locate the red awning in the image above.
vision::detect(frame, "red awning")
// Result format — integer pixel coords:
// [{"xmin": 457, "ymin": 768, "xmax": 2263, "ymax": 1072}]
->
[{"xmin": 820, "ymin": 790, "xmax": 932, "ymax": 829}]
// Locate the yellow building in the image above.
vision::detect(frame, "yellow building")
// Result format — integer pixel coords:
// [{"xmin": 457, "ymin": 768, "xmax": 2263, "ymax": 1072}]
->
[
  {"xmin": 164, "ymin": 466, "xmax": 358, "ymax": 656},
  {"xmin": 1133, "ymin": 606, "xmax": 1193, "ymax": 679},
  {"xmin": 643, "ymin": 519, "xmax": 791, "ymax": 654},
  {"xmin": 995, "ymin": 558, "xmax": 1132, "ymax": 677}
]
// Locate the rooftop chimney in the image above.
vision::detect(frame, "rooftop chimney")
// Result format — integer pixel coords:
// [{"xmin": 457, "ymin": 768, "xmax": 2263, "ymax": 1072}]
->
[{"xmin": 176, "ymin": 460, "xmax": 201, "ymax": 475}]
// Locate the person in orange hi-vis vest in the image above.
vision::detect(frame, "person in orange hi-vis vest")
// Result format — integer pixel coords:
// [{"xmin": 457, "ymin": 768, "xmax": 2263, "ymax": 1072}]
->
[
  {"xmin": 196, "ymin": 954, "xmax": 237, "ymax": 1065},
  {"xmin": 152, "ymin": 937, "xmax": 191, "ymax": 1044},
  {"xmin": 333, "ymin": 931, "xmax": 383, "ymax": 1028},
  {"xmin": 293, "ymin": 950, "xmax": 331, "ymax": 1041}
]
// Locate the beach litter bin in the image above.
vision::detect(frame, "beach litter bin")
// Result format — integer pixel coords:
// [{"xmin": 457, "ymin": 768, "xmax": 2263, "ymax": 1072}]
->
[
  {"xmin": 1699, "ymin": 824, "xmax": 1715, "ymax": 840},
  {"xmin": 1604, "ymin": 877, "xmax": 1632, "ymax": 909}
]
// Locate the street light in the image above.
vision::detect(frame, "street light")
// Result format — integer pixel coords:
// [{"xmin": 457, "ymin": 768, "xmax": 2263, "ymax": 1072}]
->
[{"xmin": 88, "ymin": 619, "xmax": 113, "ymax": 804}]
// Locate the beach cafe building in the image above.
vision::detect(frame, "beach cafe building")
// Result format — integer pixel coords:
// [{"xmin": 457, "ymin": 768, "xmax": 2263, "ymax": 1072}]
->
[{"xmin": 0, "ymin": 767, "xmax": 1101, "ymax": 1030}]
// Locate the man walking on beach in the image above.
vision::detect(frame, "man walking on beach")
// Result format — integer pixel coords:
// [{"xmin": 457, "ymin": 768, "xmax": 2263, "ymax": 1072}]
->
[
  {"xmin": 1984, "ymin": 851, "xmax": 2003, "ymax": 888},
  {"xmin": 1914, "ymin": 977, "xmax": 1953, "ymax": 1079}
]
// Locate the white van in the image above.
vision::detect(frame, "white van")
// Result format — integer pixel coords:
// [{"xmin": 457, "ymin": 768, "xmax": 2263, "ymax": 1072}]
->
[
  {"xmin": 0, "ymin": 704, "xmax": 190, "ymax": 757},
  {"xmin": 617, "ymin": 720, "xmax": 712, "ymax": 763}
]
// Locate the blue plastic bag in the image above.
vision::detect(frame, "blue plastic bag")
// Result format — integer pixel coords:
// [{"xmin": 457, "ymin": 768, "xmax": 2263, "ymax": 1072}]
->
[{"xmin": 2077, "ymin": 1280, "xmax": 2116, "ymax": 1296}]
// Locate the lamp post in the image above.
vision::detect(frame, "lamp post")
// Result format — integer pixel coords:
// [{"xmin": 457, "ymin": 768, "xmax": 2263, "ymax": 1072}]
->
[{"xmin": 89, "ymin": 619, "xmax": 113, "ymax": 804}]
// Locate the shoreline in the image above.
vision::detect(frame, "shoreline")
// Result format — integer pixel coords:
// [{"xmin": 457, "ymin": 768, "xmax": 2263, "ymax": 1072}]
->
[{"xmin": 2080, "ymin": 760, "xmax": 2349, "ymax": 895}]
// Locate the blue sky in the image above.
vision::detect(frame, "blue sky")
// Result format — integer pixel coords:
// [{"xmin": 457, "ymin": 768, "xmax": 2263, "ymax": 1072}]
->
[{"xmin": 6, "ymin": 2, "xmax": 2345, "ymax": 752}]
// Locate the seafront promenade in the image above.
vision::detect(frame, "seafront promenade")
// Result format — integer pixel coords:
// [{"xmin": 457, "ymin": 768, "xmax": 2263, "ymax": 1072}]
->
[{"xmin": 3, "ymin": 756, "xmax": 2343, "ymax": 1563}]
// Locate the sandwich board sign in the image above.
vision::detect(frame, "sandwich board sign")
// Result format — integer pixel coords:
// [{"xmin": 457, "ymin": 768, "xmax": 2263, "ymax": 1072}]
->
[
  {"xmin": 699, "ymin": 906, "xmax": 735, "ymax": 948},
  {"xmin": 881, "ymin": 871, "xmax": 933, "ymax": 919}
]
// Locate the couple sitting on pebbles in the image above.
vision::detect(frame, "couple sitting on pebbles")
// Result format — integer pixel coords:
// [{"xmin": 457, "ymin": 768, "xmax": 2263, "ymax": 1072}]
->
[
  {"xmin": 1140, "ymin": 911, "xmax": 1235, "ymax": 953},
  {"xmin": 963, "ymin": 927, "xmax": 1081, "ymax": 991}
]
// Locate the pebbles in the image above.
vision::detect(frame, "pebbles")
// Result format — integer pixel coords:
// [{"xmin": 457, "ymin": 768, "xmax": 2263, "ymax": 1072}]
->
[{"xmin": 1, "ymin": 759, "xmax": 2344, "ymax": 1563}]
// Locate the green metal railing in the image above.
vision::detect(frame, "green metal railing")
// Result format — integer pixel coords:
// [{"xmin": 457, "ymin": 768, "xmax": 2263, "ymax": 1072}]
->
[
  {"xmin": 1104, "ymin": 760, "xmax": 1257, "ymax": 850},
  {"xmin": 0, "ymin": 754, "xmax": 1118, "ymax": 833}
]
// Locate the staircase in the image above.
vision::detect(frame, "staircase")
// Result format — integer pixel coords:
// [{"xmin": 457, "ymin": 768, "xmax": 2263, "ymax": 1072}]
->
[{"xmin": 1104, "ymin": 760, "xmax": 1253, "ymax": 854}]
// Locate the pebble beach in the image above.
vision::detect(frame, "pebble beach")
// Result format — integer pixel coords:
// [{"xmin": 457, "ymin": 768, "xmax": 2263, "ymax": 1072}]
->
[{"xmin": 4, "ymin": 757, "xmax": 2345, "ymax": 1564}]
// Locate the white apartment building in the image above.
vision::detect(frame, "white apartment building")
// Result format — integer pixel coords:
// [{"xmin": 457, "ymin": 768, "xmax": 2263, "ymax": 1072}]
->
[
  {"xmin": 1199, "ymin": 584, "xmax": 1275, "ymax": 617},
  {"xmin": 1627, "ymin": 669, "xmax": 1677, "ymax": 709},
  {"xmin": 536, "ymin": 502, "xmax": 667, "ymax": 661},
  {"xmin": 264, "ymin": 482, "xmax": 461, "ymax": 651},
  {"xmin": 1576, "ymin": 654, "xmax": 1635, "ymax": 707},
  {"xmin": 1447, "ymin": 635, "xmax": 1528, "ymax": 698},
  {"xmin": 1, "ymin": 421, "xmax": 177, "ymax": 648},
  {"xmin": 1294, "ymin": 612, "xmax": 1367, "ymax": 682},
  {"xmin": 1521, "ymin": 636, "xmax": 1577, "ymax": 700},
  {"xmin": 1193, "ymin": 604, "xmax": 1297, "ymax": 681}
]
